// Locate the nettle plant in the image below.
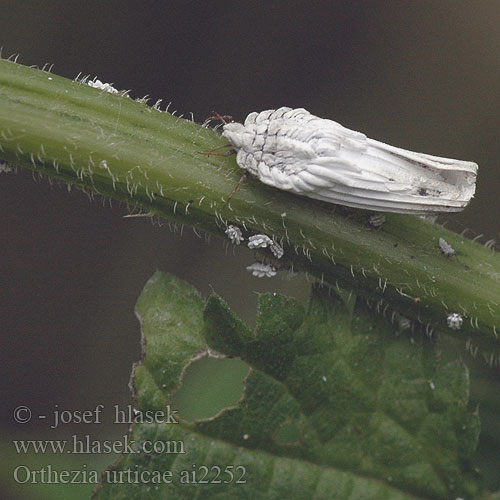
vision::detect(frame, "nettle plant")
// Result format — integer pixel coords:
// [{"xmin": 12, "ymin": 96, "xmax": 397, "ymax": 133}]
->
[{"xmin": 2, "ymin": 58, "xmax": 499, "ymax": 500}]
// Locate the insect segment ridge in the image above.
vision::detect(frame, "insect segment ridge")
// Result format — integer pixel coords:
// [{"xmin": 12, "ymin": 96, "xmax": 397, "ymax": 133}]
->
[{"xmin": 222, "ymin": 107, "xmax": 478, "ymax": 214}]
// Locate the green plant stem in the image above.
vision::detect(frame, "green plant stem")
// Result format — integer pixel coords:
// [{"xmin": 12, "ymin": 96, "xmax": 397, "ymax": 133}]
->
[{"xmin": 1, "ymin": 58, "xmax": 499, "ymax": 354}]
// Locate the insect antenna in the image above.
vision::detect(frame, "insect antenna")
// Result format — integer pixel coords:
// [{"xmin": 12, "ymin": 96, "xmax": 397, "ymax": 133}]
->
[
  {"xmin": 203, "ymin": 111, "xmax": 244, "ymax": 209},
  {"xmin": 210, "ymin": 111, "xmax": 233, "ymax": 125},
  {"xmin": 200, "ymin": 111, "xmax": 236, "ymax": 155}
]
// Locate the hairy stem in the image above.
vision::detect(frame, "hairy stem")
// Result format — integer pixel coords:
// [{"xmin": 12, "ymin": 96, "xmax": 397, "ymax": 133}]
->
[{"xmin": 1, "ymin": 58, "xmax": 499, "ymax": 355}]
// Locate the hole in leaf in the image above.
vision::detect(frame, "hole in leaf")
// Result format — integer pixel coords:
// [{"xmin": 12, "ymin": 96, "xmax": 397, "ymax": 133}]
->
[
  {"xmin": 172, "ymin": 355, "xmax": 249, "ymax": 421},
  {"xmin": 273, "ymin": 421, "xmax": 302, "ymax": 446}
]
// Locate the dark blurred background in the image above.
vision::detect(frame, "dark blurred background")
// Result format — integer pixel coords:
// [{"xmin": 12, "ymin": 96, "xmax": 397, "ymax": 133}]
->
[{"xmin": 1, "ymin": 2, "xmax": 499, "ymax": 498}]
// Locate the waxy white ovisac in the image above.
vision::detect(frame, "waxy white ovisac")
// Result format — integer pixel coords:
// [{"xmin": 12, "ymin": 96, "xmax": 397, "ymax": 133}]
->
[{"xmin": 219, "ymin": 107, "xmax": 478, "ymax": 214}]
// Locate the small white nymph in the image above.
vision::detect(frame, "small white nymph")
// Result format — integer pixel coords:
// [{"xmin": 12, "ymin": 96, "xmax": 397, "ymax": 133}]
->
[{"xmin": 221, "ymin": 107, "xmax": 478, "ymax": 214}]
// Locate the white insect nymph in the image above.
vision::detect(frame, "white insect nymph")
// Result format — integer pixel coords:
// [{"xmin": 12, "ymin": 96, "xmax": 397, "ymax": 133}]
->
[
  {"xmin": 447, "ymin": 312, "xmax": 463, "ymax": 330},
  {"xmin": 221, "ymin": 107, "xmax": 478, "ymax": 214},
  {"xmin": 246, "ymin": 262, "xmax": 277, "ymax": 278},
  {"xmin": 247, "ymin": 234, "xmax": 284, "ymax": 259},
  {"xmin": 0, "ymin": 162, "xmax": 13, "ymax": 173},
  {"xmin": 87, "ymin": 78, "xmax": 119, "ymax": 94},
  {"xmin": 439, "ymin": 237, "xmax": 455, "ymax": 257},
  {"xmin": 225, "ymin": 225, "xmax": 244, "ymax": 245}
]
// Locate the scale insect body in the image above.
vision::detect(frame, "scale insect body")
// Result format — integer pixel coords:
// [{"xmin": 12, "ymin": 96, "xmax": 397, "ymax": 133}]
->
[{"xmin": 220, "ymin": 107, "xmax": 478, "ymax": 214}]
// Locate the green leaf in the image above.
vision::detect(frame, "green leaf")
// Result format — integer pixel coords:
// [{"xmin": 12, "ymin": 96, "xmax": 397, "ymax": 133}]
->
[{"xmin": 94, "ymin": 272, "xmax": 481, "ymax": 500}]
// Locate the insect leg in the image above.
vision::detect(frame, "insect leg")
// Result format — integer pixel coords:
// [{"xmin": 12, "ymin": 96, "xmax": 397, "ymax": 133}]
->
[
  {"xmin": 224, "ymin": 173, "xmax": 248, "ymax": 209},
  {"xmin": 200, "ymin": 143, "xmax": 236, "ymax": 156}
]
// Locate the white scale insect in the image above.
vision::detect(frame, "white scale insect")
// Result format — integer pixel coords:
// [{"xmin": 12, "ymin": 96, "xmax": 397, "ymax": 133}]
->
[{"xmin": 217, "ymin": 107, "xmax": 478, "ymax": 214}]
